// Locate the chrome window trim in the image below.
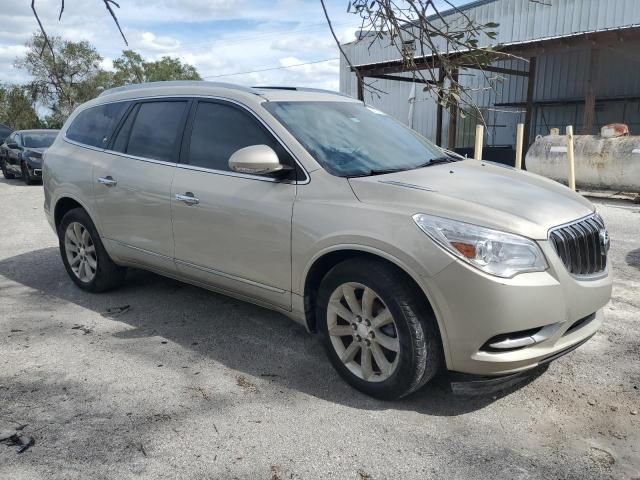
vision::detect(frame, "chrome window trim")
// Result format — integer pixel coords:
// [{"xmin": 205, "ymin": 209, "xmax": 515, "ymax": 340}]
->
[
  {"xmin": 63, "ymin": 136, "xmax": 106, "ymax": 153},
  {"xmin": 64, "ymin": 93, "xmax": 310, "ymax": 185},
  {"xmin": 176, "ymin": 163, "xmax": 284, "ymax": 183},
  {"xmin": 103, "ymin": 149, "xmax": 178, "ymax": 167},
  {"xmin": 547, "ymin": 213, "xmax": 608, "ymax": 281},
  {"xmin": 63, "ymin": 137, "xmax": 178, "ymax": 167}
]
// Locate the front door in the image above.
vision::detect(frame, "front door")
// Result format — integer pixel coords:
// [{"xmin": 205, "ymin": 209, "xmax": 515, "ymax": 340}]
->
[
  {"xmin": 93, "ymin": 99, "xmax": 190, "ymax": 272},
  {"xmin": 171, "ymin": 100, "xmax": 296, "ymax": 309},
  {"xmin": 5, "ymin": 133, "xmax": 22, "ymax": 175}
]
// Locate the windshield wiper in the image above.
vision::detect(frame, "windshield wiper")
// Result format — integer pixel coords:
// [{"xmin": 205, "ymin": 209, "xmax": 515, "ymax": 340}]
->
[
  {"xmin": 352, "ymin": 156, "xmax": 459, "ymax": 177},
  {"xmin": 417, "ymin": 156, "xmax": 458, "ymax": 168}
]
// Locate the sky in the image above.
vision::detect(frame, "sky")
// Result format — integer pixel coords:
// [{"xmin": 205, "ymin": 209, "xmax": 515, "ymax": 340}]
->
[{"xmin": 0, "ymin": 0, "xmax": 468, "ymax": 91}]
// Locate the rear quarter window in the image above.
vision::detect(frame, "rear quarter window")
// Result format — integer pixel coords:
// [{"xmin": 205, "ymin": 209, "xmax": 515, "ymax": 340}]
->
[{"xmin": 66, "ymin": 102, "xmax": 130, "ymax": 148}]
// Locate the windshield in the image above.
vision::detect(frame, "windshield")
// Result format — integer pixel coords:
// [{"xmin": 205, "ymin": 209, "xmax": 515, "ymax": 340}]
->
[
  {"xmin": 263, "ymin": 101, "xmax": 449, "ymax": 177},
  {"xmin": 22, "ymin": 132, "xmax": 58, "ymax": 148}
]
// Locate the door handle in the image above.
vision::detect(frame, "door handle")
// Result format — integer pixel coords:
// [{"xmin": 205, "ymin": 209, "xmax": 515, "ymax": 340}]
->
[
  {"xmin": 97, "ymin": 176, "xmax": 117, "ymax": 187},
  {"xmin": 175, "ymin": 192, "xmax": 200, "ymax": 205}
]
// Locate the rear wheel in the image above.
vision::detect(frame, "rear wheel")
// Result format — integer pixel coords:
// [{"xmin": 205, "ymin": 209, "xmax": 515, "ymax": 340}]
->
[
  {"xmin": 1, "ymin": 160, "xmax": 15, "ymax": 179},
  {"xmin": 58, "ymin": 208, "xmax": 126, "ymax": 292},
  {"xmin": 317, "ymin": 258, "xmax": 443, "ymax": 400}
]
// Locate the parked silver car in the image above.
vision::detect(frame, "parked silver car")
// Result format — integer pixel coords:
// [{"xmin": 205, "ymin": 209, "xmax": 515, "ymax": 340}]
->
[{"xmin": 43, "ymin": 81, "xmax": 612, "ymax": 399}]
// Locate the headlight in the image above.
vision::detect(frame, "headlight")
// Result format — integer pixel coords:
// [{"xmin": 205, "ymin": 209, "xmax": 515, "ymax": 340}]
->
[{"xmin": 413, "ymin": 214, "xmax": 548, "ymax": 278}]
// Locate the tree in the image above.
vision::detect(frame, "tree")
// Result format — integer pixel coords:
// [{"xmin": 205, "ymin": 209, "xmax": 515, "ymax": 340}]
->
[
  {"xmin": 0, "ymin": 84, "xmax": 41, "ymax": 130},
  {"xmin": 16, "ymin": 33, "xmax": 104, "ymax": 121},
  {"xmin": 0, "ymin": 85, "xmax": 41, "ymax": 130},
  {"xmin": 323, "ymin": 0, "xmax": 550, "ymax": 122},
  {"xmin": 111, "ymin": 50, "xmax": 201, "ymax": 86}
]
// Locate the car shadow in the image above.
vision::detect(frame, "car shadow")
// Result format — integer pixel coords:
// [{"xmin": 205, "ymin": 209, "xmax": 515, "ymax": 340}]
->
[
  {"xmin": 625, "ymin": 248, "xmax": 640, "ymax": 270},
  {"xmin": 0, "ymin": 247, "xmax": 544, "ymax": 416},
  {"xmin": 0, "ymin": 176, "xmax": 39, "ymax": 187}
]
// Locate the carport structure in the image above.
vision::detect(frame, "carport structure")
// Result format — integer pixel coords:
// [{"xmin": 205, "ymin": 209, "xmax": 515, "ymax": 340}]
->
[{"xmin": 349, "ymin": 25, "xmax": 640, "ymax": 152}]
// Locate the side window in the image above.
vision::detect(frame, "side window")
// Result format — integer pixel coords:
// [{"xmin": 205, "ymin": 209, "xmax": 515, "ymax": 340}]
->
[
  {"xmin": 66, "ymin": 102, "xmax": 130, "ymax": 148},
  {"xmin": 111, "ymin": 104, "xmax": 138, "ymax": 153},
  {"xmin": 122, "ymin": 101, "xmax": 188, "ymax": 162},
  {"xmin": 187, "ymin": 102, "xmax": 291, "ymax": 172},
  {"xmin": 14, "ymin": 134, "xmax": 21, "ymax": 146}
]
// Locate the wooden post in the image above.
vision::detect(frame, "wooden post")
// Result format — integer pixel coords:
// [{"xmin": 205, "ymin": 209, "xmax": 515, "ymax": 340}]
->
[
  {"xmin": 435, "ymin": 70, "xmax": 445, "ymax": 146},
  {"xmin": 474, "ymin": 124, "xmax": 484, "ymax": 160},
  {"xmin": 566, "ymin": 125, "xmax": 576, "ymax": 191},
  {"xmin": 357, "ymin": 76, "xmax": 364, "ymax": 101},
  {"xmin": 523, "ymin": 57, "xmax": 537, "ymax": 160},
  {"xmin": 447, "ymin": 69, "xmax": 459, "ymax": 150},
  {"xmin": 582, "ymin": 47, "xmax": 600, "ymax": 134},
  {"xmin": 515, "ymin": 123, "xmax": 524, "ymax": 169}
]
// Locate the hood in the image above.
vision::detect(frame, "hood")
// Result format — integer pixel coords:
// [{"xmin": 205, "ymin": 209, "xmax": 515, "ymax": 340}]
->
[
  {"xmin": 348, "ymin": 160, "xmax": 594, "ymax": 240},
  {"xmin": 23, "ymin": 148, "xmax": 46, "ymax": 165},
  {"xmin": 24, "ymin": 147, "xmax": 47, "ymax": 156}
]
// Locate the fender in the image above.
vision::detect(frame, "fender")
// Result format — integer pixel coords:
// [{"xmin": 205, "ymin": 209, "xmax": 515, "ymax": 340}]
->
[{"xmin": 300, "ymin": 242, "xmax": 453, "ymax": 367}]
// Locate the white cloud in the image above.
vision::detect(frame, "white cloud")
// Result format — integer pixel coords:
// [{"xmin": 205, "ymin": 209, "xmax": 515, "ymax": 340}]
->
[{"xmin": 0, "ymin": 0, "xmax": 363, "ymax": 93}]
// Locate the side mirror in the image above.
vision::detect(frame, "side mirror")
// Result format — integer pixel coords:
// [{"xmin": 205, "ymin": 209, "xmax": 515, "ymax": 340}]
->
[
  {"xmin": 7, "ymin": 143, "xmax": 19, "ymax": 149},
  {"xmin": 229, "ymin": 145, "xmax": 288, "ymax": 175}
]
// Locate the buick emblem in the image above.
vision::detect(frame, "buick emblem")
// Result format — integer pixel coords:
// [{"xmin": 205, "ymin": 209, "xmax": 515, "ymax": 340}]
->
[{"xmin": 599, "ymin": 228, "xmax": 610, "ymax": 255}]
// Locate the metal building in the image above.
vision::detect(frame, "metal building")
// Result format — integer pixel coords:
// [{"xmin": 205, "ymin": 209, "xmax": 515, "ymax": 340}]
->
[{"xmin": 339, "ymin": 0, "xmax": 640, "ymax": 163}]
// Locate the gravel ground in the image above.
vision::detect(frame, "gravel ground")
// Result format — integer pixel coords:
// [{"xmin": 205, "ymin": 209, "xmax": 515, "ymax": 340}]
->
[{"xmin": 0, "ymin": 177, "xmax": 638, "ymax": 480}]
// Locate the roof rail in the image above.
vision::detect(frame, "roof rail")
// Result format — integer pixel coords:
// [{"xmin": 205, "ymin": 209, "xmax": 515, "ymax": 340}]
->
[
  {"xmin": 98, "ymin": 80, "xmax": 259, "ymax": 97},
  {"xmin": 252, "ymin": 86, "xmax": 351, "ymax": 98}
]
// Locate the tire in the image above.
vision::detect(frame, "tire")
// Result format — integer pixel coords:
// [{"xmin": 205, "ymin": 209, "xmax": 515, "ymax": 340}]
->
[
  {"xmin": 58, "ymin": 208, "xmax": 126, "ymax": 292},
  {"xmin": 21, "ymin": 162, "xmax": 35, "ymax": 185},
  {"xmin": 317, "ymin": 258, "xmax": 443, "ymax": 400},
  {"xmin": 1, "ymin": 160, "xmax": 15, "ymax": 179}
]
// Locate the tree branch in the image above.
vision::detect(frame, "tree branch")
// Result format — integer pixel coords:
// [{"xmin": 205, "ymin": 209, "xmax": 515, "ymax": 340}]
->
[{"xmin": 102, "ymin": 0, "xmax": 128, "ymax": 46}]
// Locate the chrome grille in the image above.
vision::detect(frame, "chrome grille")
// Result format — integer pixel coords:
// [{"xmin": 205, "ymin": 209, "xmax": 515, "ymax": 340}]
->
[{"xmin": 549, "ymin": 215, "xmax": 608, "ymax": 276}]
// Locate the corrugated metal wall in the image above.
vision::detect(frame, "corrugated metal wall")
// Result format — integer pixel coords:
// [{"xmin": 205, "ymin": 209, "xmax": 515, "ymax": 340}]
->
[{"xmin": 340, "ymin": 0, "xmax": 640, "ymax": 149}]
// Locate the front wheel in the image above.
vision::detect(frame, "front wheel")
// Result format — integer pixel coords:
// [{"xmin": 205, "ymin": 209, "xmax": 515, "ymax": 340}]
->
[
  {"xmin": 317, "ymin": 258, "xmax": 443, "ymax": 400},
  {"xmin": 1, "ymin": 160, "xmax": 15, "ymax": 179},
  {"xmin": 58, "ymin": 208, "xmax": 126, "ymax": 292},
  {"xmin": 21, "ymin": 162, "xmax": 36, "ymax": 185}
]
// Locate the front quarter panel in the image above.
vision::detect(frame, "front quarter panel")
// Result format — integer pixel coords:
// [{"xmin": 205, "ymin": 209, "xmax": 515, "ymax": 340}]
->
[{"xmin": 292, "ymin": 168, "xmax": 456, "ymax": 361}]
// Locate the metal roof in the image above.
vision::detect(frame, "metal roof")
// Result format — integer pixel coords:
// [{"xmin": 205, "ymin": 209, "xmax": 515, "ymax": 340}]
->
[{"xmin": 427, "ymin": 0, "xmax": 499, "ymax": 20}]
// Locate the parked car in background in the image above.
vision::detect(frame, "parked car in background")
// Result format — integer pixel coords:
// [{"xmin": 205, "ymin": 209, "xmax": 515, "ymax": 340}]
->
[
  {"xmin": 43, "ymin": 82, "xmax": 612, "ymax": 400},
  {"xmin": 1, "ymin": 129, "xmax": 59, "ymax": 184},
  {"xmin": 0, "ymin": 123, "xmax": 13, "ymax": 141}
]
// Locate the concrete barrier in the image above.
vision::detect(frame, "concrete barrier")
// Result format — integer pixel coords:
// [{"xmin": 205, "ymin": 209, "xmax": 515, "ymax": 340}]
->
[{"xmin": 526, "ymin": 133, "xmax": 640, "ymax": 192}]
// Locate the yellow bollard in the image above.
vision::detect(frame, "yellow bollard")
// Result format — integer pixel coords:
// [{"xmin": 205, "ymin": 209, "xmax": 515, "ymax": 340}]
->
[
  {"xmin": 566, "ymin": 125, "xmax": 576, "ymax": 191},
  {"xmin": 474, "ymin": 124, "xmax": 484, "ymax": 160},
  {"xmin": 515, "ymin": 123, "xmax": 524, "ymax": 170}
]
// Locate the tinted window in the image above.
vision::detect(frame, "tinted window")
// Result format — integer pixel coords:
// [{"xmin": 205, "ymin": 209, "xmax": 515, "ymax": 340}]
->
[
  {"xmin": 188, "ymin": 102, "xmax": 287, "ymax": 172},
  {"xmin": 111, "ymin": 104, "xmax": 138, "ymax": 153},
  {"xmin": 125, "ymin": 101, "xmax": 187, "ymax": 162},
  {"xmin": 66, "ymin": 102, "xmax": 129, "ymax": 148},
  {"xmin": 22, "ymin": 132, "xmax": 58, "ymax": 148}
]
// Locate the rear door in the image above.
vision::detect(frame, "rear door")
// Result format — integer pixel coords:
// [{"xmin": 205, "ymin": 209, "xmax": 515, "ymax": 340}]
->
[
  {"xmin": 92, "ymin": 99, "xmax": 190, "ymax": 272},
  {"xmin": 170, "ymin": 99, "xmax": 296, "ymax": 309}
]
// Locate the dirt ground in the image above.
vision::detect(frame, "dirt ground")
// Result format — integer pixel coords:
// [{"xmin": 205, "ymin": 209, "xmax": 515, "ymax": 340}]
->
[{"xmin": 0, "ymin": 177, "xmax": 638, "ymax": 479}]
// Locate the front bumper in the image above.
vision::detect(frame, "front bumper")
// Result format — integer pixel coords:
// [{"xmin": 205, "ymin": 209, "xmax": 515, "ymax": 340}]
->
[
  {"xmin": 449, "ymin": 333, "xmax": 593, "ymax": 395},
  {"xmin": 426, "ymin": 240, "xmax": 612, "ymax": 376}
]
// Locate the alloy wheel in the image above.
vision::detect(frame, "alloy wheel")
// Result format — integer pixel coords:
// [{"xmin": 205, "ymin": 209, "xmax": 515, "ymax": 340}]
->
[
  {"xmin": 64, "ymin": 222, "xmax": 98, "ymax": 282},
  {"xmin": 326, "ymin": 282, "xmax": 400, "ymax": 382}
]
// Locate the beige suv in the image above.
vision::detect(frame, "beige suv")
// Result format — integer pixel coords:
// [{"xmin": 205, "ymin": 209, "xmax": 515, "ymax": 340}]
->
[{"xmin": 43, "ymin": 81, "xmax": 612, "ymax": 399}]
